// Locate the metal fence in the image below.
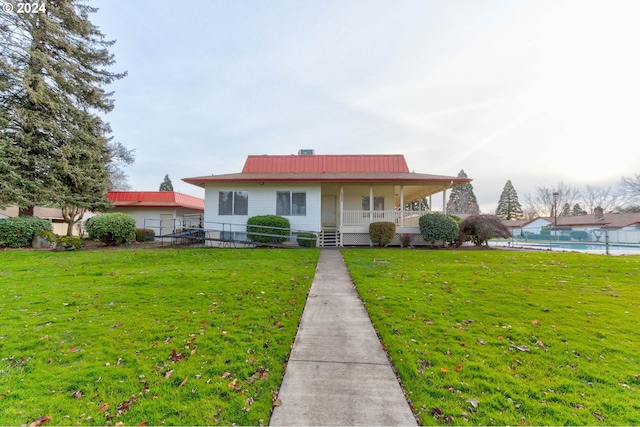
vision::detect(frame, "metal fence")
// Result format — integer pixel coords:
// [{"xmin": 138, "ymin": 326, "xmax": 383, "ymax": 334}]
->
[{"xmin": 141, "ymin": 218, "xmax": 318, "ymax": 248}]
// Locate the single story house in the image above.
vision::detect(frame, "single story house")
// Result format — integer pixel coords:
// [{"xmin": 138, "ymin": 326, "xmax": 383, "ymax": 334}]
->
[
  {"xmin": 0, "ymin": 206, "xmax": 95, "ymax": 236},
  {"xmin": 183, "ymin": 151, "xmax": 470, "ymax": 246},
  {"xmin": 106, "ymin": 191, "xmax": 205, "ymax": 236}
]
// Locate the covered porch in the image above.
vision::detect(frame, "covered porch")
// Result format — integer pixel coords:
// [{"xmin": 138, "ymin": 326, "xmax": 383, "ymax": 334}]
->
[{"xmin": 318, "ymin": 181, "xmax": 457, "ymax": 246}]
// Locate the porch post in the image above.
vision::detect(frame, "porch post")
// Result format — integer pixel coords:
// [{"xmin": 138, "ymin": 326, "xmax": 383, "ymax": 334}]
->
[
  {"xmin": 429, "ymin": 195, "xmax": 432, "ymax": 213},
  {"xmin": 369, "ymin": 185, "xmax": 374, "ymax": 247},
  {"xmin": 443, "ymin": 190, "xmax": 447, "ymax": 214},
  {"xmin": 339, "ymin": 185, "xmax": 344, "ymax": 228},
  {"xmin": 400, "ymin": 186, "xmax": 404, "ymax": 228},
  {"xmin": 369, "ymin": 185, "xmax": 374, "ymax": 214}
]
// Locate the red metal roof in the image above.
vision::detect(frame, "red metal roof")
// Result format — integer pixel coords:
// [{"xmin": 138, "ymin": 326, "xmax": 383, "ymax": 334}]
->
[
  {"xmin": 107, "ymin": 191, "xmax": 205, "ymax": 211},
  {"xmin": 242, "ymin": 154, "xmax": 410, "ymax": 174}
]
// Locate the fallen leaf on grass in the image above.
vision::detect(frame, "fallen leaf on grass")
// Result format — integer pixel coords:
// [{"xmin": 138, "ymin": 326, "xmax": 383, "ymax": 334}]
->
[
  {"xmin": 228, "ymin": 378, "xmax": 242, "ymax": 390},
  {"xmin": 477, "ymin": 338, "xmax": 487, "ymax": 345},
  {"xmin": 432, "ymin": 407, "xmax": 443, "ymax": 417},
  {"xmin": 137, "ymin": 422, "xmax": 148, "ymax": 426},
  {"xmin": 249, "ymin": 367, "xmax": 269, "ymax": 383},
  {"xmin": 535, "ymin": 339, "xmax": 545, "ymax": 347},
  {"xmin": 454, "ymin": 364, "xmax": 463, "ymax": 372},
  {"xmin": 273, "ymin": 398, "xmax": 282, "ymax": 407},
  {"xmin": 179, "ymin": 377, "xmax": 188, "ymax": 387},
  {"xmin": 620, "ymin": 383, "xmax": 632, "ymax": 390},
  {"xmin": 170, "ymin": 349, "xmax": 184, "ymax": 362},
  {"xmin": 29, "ymin": 415, "xmax": 52, "ymax": 427},
  {"xmin": 72, "ymin": 390, "xmax": 83, "ymax": 399},
  {"xmin": 440, "ymin": 367, "xmax": 448, "ymax": 373},
  {"xmin": 97, "ymin": 403, "xmax": 109, "ymax": 412},
  {"xmin": 466, "ymin": 398, "xmax": 479, "ymax": 408},
  {"xmin": 221, "ymin": 372, "xmax": 232, "ymax": 379},
  {"xmin": 106, "ymin": 395, "xmax": 137, "ymax": 419},
  {"xmin": 532, "ymin": 319, "xmax": 540, "ymax": 325},
  {"xmin": 516, "ymin": 345, "xmax": 530, "ymax": 352},
  {"xmin": 69, "ymin": 347, "xmax": 79, "ymax": 353},
  {"xmin": 593, "ymin": 412, "xmax": 604, "ymax": 421},
  {"xmin": 498, "ymin": 335, "xmax": 504, "ymax": 340},
  {"xmin": 113, "ymin": 322, "xmax": 123, "ymax": 328},
  {"xmin": 164, "ymin": 370, "xmax": 174, "ymax": 379}
]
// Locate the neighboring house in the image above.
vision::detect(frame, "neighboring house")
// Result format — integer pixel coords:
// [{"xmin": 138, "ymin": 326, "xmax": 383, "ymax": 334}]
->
[
  {"xmin": 0, "ymin": 206, "xmax": 95, "ymax": 236},
  {"xmin": 106, "ymin": 191, "xmax": 205, "ymax": 235},
  {"xmin": 504, "ymin": 210, "xmax": 640, "ymax": 244},
  {"xmin": 182, "ymin": 151, "xmax": 470, "ymax": 246}
]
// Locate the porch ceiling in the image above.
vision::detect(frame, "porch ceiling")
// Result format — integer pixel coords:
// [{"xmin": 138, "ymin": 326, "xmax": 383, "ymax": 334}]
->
[{"xmin": 397, "ymin": 183, "xmax": 455, "ymax": 204}]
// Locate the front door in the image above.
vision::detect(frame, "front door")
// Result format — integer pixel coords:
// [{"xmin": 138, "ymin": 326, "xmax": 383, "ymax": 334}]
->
[{"xmin": 321, "ymin": 195, "xmax": 336, "ymax": 226}]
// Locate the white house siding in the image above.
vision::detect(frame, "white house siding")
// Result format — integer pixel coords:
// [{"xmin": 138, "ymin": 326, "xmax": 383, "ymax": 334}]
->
[
  {"xmin": 110, "ymin": 208, "xmax": 178, "ymax": 230},
  {"xmin": 204, "ymin": 182, "xmax": 322, "ymax": 232}
]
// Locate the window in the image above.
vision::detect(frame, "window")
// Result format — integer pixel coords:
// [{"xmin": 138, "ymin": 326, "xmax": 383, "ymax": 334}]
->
[
  {"xmin": 276, "ymin": 191, "xmax": 306, "ymax": 216},
  {"xmin": 218, "ymin": 191, "xmax": 248, "ymax": 215},
  {"xmin": 362, "ymin": 196, "xmax": 385, "ymax": 211}
]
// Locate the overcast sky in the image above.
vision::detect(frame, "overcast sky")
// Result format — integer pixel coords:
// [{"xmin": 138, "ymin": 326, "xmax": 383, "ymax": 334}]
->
[{"xmin": 91, "ymin": 0, "xmax": 640, "ymax": 213}]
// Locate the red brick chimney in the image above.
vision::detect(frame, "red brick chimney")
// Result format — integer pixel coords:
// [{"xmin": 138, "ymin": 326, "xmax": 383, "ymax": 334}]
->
[{"xmin": 594, "ymin": 206, "xmax": 604, "ymax": 221}]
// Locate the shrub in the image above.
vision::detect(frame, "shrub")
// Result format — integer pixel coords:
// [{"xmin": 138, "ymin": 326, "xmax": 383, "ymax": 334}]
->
[
  {"xmin": 247, "ymin": 215, "xmax": 290, "ymax": 244},
  {"xmin": 57, "ymin": 236, "xmax": 84, "ymax": 251},
  {"xmin": 419, "ymin": 213, "xmax": 459, "ymax": 247},
  {"xmin": 85, "ymin": 213, "xmax": 136, "ymax": 245},
  {"xmin": 135, "ymin": 228, "xmax": 156, "ymax": 242},
  {"xmin": 0, "ymin": 217, "xmax": 52, "ymax": 248},
  {"xmin": 570, "ymin": 230, "xmax": 589, "ymax": 241},
  {"xmin": 459, "ymin": 215, "xmax": 511, "ymax": 246},
  {"xmin": 296, "ymin": 232, "xmax": 317, "ymax": 247},
  {"xmin": 369, "ymin": 222, "xmax": 396, "ymax": 247}
]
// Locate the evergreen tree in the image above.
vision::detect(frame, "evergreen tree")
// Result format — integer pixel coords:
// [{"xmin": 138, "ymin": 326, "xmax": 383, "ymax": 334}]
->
[
  {"xmin": 0, "ymin": 1, "xmax": 127, "ymax": 216},
  {"xmin": 561, "ymin": 202, "xmax": 571, "ymax": 217},
  {"xmin": 405, "ymin": 197, "xmax": 429, "ymax": 211},
  {"xmin": 495, "ymin": 180, "xmax": 524, "ymax": 220},
  {"xmin": 446, "ymin": 170, "xmax": 480, "ymax": 215},
  {"xmin": 159, "ymin": 174, "xmax": 174, "ymax": 191},
  {"xmin": 572, "ymin": 203, "xmax": 584, "ymax": 216}
]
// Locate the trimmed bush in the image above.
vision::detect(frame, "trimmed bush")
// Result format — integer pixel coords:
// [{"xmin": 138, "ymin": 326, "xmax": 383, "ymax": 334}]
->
[
  {"xmin": 0, "ymin": 217, "xmax": 52, "ymax": 248},
  {"xmin": 296, "ymin": 232, "xmax": 317, "ymax": 247},
  {"xmin": 85, "ymin": 213, "xmax": 136, "ymax": 245},
  {"xmin": 459, "ymin": 215, "xmax": 511, "ymax": 246},
  {"xmin": 419, "ymin": 213, "xmax": 459, "ymax": 247},
  {"xmin": 570, "ymin": 230, "xmax": 589, "ymax": 241},
  {"xmin": 56, "ymin": 236, "xmax": 84, "ymax": 251},
  {"xmin": 135, "ymin": 228, "xmax": 156, "ymax": 242},
  {"xmin": 369, "ymin": 222, "xmax": 396, "ymax": 247},
  {"xmin": 247, "ymin": 215, "xmax": 290, "ymax": 244}
]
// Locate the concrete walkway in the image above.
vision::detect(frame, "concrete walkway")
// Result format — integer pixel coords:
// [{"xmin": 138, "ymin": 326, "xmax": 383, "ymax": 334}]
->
[{"xmin": 269, "ymin": 250, "xmax": 417, "ymax": 426}]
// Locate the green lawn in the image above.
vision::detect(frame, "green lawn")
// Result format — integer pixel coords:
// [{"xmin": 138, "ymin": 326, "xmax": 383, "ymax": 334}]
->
[
  {"xmin": 0, "ymin": 248, "xmax": 319, "ymax": 426},
  {"xmin": 343, "ymin": 249, "xmax": 640, "ymax": 426}
]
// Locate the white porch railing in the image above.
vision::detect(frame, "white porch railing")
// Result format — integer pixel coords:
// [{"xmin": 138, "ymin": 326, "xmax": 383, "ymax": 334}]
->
[{"xmin": 341, "ymin": 210, "xmax": 432, "ymax": 227}]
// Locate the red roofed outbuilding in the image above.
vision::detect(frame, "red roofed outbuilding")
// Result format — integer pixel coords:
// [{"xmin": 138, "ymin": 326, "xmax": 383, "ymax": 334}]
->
[{"xmin": 106, "ymin": 191, "xmax": 204, "ymax": 232}]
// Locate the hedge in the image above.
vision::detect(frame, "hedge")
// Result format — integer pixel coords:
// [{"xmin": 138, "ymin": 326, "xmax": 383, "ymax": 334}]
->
[
  {"xmin": 247, "ymin": 215, "xmax": 290, "ymax": 244},
  {"xmin": 296, "ymin": 232, "xmax": 317, "ymax": 247},
  {"xmin": 369, "ymin": 222, "xmax": 396, "ymax": 247},
  {"xmin": 419, "ymin": 213, "xmax": 459, "ymax": 247},
  {"xmin": 0, "ymin": 217, "xmax": 52, "ymax": 248},
  {"xmin": 85, "ymin": 213, "xmax": 136, "ymax": 245},
  {"xmin": 135, "ymin": 228, "xmax": 156, "ymax": 242}
]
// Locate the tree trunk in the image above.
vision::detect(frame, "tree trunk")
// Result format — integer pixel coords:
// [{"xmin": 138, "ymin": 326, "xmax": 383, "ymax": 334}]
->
[{"xmin": 19, "ymin": 206, "xmax": 34, "ymax": 217}]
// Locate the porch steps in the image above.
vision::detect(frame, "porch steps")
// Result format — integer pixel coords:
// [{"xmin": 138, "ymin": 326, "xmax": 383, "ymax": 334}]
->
[{"xmin": 319, "ymin": 226, "xmax": 341, "ymax": 247}]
